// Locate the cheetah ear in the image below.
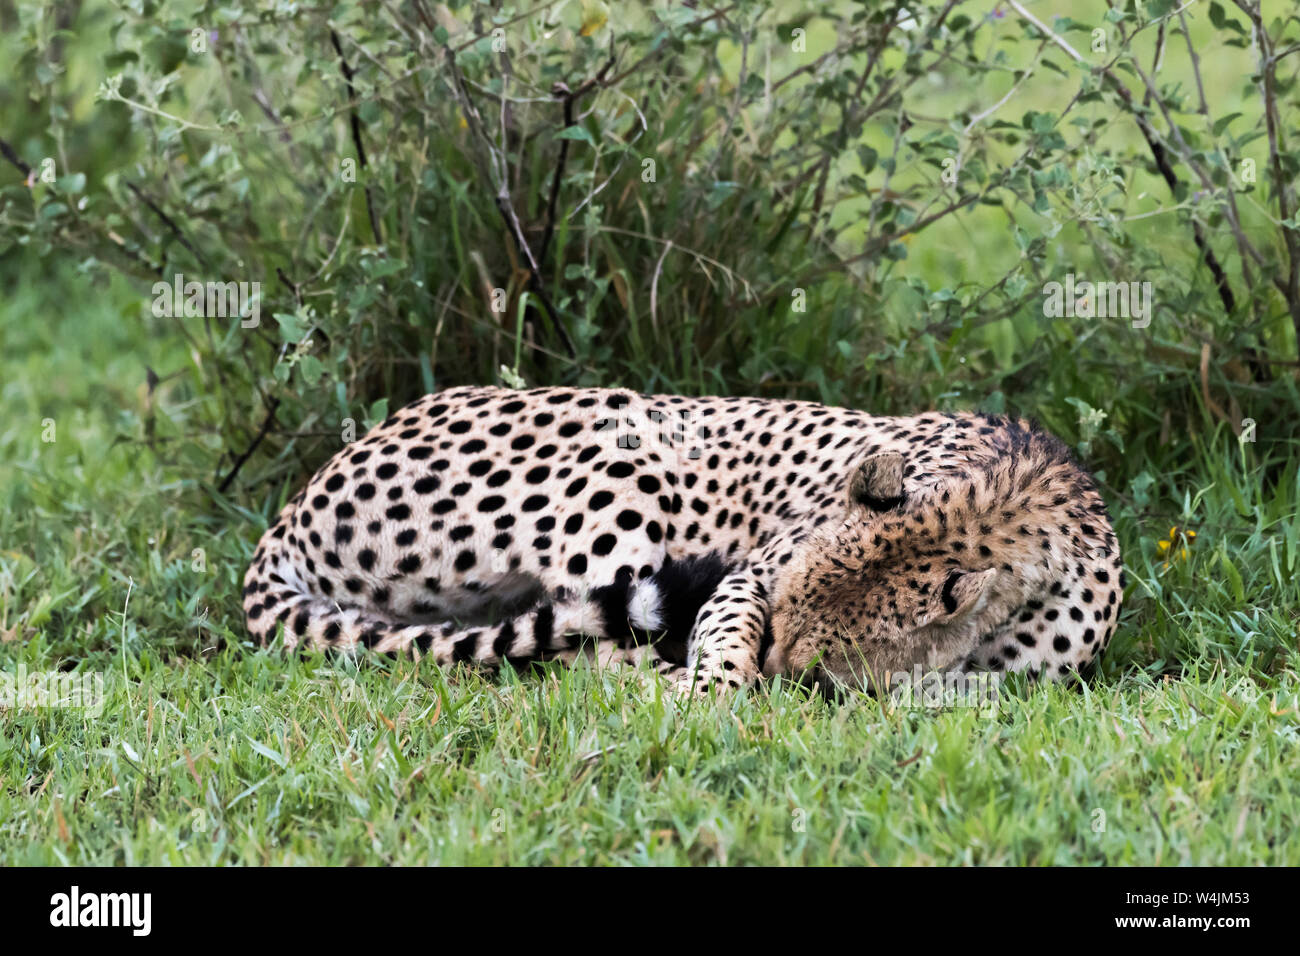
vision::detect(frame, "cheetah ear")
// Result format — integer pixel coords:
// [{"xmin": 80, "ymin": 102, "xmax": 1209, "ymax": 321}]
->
[
  {"xmin": 848, "ymin": 452, "xmax": 905, "ymax": 512},
  {"xmin": 937, "ymin": 568, "xmax": 997, "ymax": 621}
]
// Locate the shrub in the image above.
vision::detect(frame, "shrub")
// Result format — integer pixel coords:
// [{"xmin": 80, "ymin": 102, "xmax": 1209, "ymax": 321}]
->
[{"xmin": 2, "ymin": 0, "xmax": 1297, "ymax": 504}]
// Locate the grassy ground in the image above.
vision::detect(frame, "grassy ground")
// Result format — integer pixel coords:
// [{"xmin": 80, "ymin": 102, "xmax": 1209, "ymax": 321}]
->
[{"xmin": 1, "ymin": 258, "xmax": 1298, "ymax": 865}]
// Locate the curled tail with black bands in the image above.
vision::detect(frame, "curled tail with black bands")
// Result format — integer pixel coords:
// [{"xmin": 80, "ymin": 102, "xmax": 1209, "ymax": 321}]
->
[{"xmin": 246, "ymin": 551, "xmax": 733, "ymax": 673}]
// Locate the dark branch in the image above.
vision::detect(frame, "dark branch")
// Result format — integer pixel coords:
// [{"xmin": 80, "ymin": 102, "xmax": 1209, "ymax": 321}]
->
[
  {"xmin": 218, "ymin": 396, "xmax": 281, "ymax": 494},
  {"xmin": 539, "ymin": 51, "xmax": 616, "ymax": 271},
  {"xmin": 444, "ymin": 44, "xmax": 576, "ymax": 357},
  {"xmin": 0, "ymin": 136, "xmax": 33, "ymax": 179},
  {"xmin": 330, "ymin": 29, "xmax": 384, "ymax": 245},
  {"xmin": 125, "ymin": 181, "xmax": 212, "ymax": 270}
]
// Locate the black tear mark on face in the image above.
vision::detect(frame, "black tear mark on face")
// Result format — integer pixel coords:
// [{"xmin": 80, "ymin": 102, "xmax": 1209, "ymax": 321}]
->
[{"xmin": 941, "ymin": 571, "xmax": 962, "ymax": 614}]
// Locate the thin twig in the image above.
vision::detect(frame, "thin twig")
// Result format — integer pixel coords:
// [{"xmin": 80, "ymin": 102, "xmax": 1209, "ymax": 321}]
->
[
  {"xmin": 330, "ymin": 29, "xmax": 383, "ymax": 245},
  {"xmin": 218, "ymin": 397, "xmax": 281, "ymax": 494},
  {"xmin": 539, "ymin": 50, "xmax": 616, "ymax": 271},
  {"xmin": 0, "ymin": 136, "xmax": 33, "ymax": 179},
  {"xmin": 1006, "ymin": 0, "xmax": 1238, "ymax": 317},
  {"xmin": 1234, "ymin": 0, "xmax": 1300, "ymax": 346},
  {"xmin": 124, "ymin": 181, "xmax": 212, "ymax": 270},
  {"xmin": 443, "ymin": 45, "xmax": 575, "ymax": 356}
]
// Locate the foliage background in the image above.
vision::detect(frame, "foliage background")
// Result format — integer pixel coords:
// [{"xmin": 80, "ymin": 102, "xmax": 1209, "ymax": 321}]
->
[{"xmin": 1, "ymin": 0, "xmax": 1298, "ymax": 864}]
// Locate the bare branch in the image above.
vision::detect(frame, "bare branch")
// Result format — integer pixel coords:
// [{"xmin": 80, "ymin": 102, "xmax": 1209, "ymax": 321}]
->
[
  {"xmin": 1234, "ymin": 0, "xmax": 1300, "ymax": 344},
  {"xmin": 217, "ymin": 396, "xmax": 281, "ymax": 494},
  {"xmin": 443, "ymin": 45, "xmax": 576, "ymax": 357},
  {"xmin": 1007, "ymin": 0, "xmax": 1239, "ymax": 317},
  {"xmin": 330, "ymin": 29, "xmax": 384, "ymax": 245},
  {"xmin": 539, "ymin": 50, "xmax": 617, "ymax": 271}
]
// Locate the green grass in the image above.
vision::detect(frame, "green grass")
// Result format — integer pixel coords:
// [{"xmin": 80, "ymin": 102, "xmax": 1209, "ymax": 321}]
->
[
  {"xmin": 3, "ymin": 651, "xmax": 1297, "ymax": 865},
  {"xmin": 1, "ymin": 258, "xmax": 1298, "ymax": 865}
]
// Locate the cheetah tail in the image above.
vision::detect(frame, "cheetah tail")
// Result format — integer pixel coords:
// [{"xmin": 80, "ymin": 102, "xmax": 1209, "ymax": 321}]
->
[
  {"xmin": 245, "ymin": 579, "xmax": 602, "ymax": 667},
  {"xmin": 243, "ymin": 553, "xmax": 731, "ymax": 671}
]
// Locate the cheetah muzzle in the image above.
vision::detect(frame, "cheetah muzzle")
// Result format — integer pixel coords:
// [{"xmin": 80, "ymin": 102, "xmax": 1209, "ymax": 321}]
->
[{"xmin": 243, "ymin": 386, "xmax": 1124, "ymax": 693}]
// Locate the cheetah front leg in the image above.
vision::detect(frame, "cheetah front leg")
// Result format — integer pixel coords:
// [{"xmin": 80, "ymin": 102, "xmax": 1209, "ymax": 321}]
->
[{"xmin": 679, "ymin": 565, "xmax": 771, "ymax": 693}]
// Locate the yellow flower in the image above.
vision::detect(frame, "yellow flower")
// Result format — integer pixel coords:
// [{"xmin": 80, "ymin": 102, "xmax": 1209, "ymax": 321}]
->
[{"xmin": 1159, "ymin": 526, "xmax": 1196, "ymax": 569}]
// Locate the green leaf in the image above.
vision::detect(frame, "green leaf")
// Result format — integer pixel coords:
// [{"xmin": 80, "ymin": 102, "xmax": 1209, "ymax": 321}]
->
[
  {"xmin": 857, "ymin": 145, "xmax": 878, "ymax": 174},
  {"xmin": 366, "ymin": 399, "xmax": 389, "ymax": 430},
  {"xmin": 1220, "ymin": 551, "xmax": 1245, "ymax": 604},
  {"xmin": 1212, "ymin": 112, "xmax": 1242, "ymax": 137},
  {"xmin": 245, "ymin": 735, "xmax": 287, "ymax": 769},
  {"xmin": 555, "ymin": 125, "xmax": 596, "ymax": 146},
  {"xmin": 274, "ymin": 312, "xmax": 307, "ymax": 344},
  {"xmin": 299, "ymin": 355, "xmax": 324, "ymax": 385},
  {"xmin": 364, "ymin": 258, "xmax": 406, "ymax": 279}
]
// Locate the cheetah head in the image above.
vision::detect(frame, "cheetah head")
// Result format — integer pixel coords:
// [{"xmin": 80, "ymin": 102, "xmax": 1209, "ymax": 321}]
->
[{"xmin": 762, "ymin": 452, "xmax": 1027, "ymax": 690}]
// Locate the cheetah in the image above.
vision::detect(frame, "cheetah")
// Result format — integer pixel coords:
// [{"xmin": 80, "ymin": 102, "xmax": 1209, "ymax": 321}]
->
[{"xmin": 242, "ymin": 386, "xmax": 1124, "ymax": 692}]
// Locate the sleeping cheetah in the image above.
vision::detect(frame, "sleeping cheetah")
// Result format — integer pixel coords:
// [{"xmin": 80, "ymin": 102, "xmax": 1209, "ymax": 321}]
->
[{"xmin": 242, "ymin": 386, "xmax": 1124, "ymax": 692}]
